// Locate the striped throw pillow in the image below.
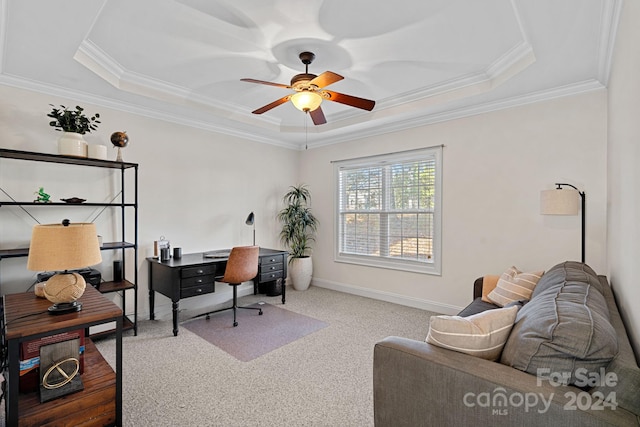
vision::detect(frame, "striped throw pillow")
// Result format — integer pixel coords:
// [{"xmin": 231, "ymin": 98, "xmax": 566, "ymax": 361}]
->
[
  {"xmin": 487, "ymin": 266, "xmax": 544, "ymax": 307},
  {"xmin": 426, "ymin": 305, "xmax": 519, "ymax": 361}
]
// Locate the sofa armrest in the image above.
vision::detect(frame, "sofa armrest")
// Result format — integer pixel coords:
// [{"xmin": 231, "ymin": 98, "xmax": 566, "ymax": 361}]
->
[
  {"xmin": 373, "ymin": 336, "xmax": 638, "ymax": 427},
  {"xmin": 473, "ymin": 276, "xmax": 484, "ymax": 299}
]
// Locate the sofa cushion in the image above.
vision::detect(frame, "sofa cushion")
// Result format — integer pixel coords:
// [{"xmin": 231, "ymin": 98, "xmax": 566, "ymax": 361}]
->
[
  {"xmin": 457, "ymin": 298, "xmax": 499, "ymax": 317},
  {"xmin": 487, "ymin": 266, "xmax": 544, "ymax": 307},
  {"xmin": 500, "ymin": 262, "xmax": 618, "ymax": 385},
  {"xmin": 426, "ymin": 305, "xmax": 518, "ymax": 361}
]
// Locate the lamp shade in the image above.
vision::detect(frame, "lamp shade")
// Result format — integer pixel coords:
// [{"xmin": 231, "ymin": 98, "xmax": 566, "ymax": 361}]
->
[
  {"xmin": 291, "ymin": 91, "xmax": 323, "ymax": 112},
  {"xmin": 245, "ymin": 211, "xmax": 255, "ymax": 225},
  {"xmin": 540, "ymin": 189, "xmax": 579, "ymax": 215},
  {"xmin": 27, "ymin": 221, "xmax": 102, "ymax": 271}
]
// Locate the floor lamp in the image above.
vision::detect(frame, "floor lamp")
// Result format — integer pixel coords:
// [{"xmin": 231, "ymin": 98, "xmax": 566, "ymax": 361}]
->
[
  {"xmin": 540, "ymin": 183, "xmax": 586, "ymax": 263},
  {"xmin": 245, "ymin": 211, "xmax": 255, "ymax": 246}
]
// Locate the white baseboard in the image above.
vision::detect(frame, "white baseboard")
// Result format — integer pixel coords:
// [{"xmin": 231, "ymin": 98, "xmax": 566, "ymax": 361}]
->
[{"xmin": 311, "ymin": 278, "xmax": 462, "ymax": 315}]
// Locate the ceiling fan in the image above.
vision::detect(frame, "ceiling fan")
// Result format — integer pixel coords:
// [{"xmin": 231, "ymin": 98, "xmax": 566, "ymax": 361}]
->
[{"xmin": 241, "ymin": 51, "xmax": 375, "ymax": 125}]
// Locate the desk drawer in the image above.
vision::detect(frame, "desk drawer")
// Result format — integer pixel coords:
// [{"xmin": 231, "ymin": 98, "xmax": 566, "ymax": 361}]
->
[
  {"xmin": 181, "ymin": 282, "xmax": 215, "ymax": 298},
  {"xmin": 181, "ymin": 265, "xmax": 216, "ymax": 279},
  {"xmin": 181, "ymin": 274, "xmax": 216, "ymax": 287},
  {"xmin": 261, "ymin": 262, "xmax": 283, "ymax": 273},
  {"xmin": 260, "ymin": 270, "xmax": 284, "ymax": 283},
  {"xmin": 261, "ymin": 254, "xmax": 285, "ymax": 266}
]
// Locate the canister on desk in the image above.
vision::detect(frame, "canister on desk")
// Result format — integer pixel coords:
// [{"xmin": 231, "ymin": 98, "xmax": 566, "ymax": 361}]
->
[
  {"xmin": 154, "ymin": 236, "xmax": 170, "ymax": 258},
  {"xmin": 160, "ymin": 247, "xmax": 170, "ymax": 261},
  {"xmin": 173, "ymin": 247, "xmax": 182, "ymax": 259}
]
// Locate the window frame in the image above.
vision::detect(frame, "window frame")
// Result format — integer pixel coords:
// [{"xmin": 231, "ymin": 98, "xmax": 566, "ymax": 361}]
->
[{"xmin": 333, "ymin": 146, "xmax": 443, "ymax": 275}]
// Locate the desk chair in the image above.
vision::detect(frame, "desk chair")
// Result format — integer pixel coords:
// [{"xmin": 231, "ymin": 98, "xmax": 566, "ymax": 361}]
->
[{"xmin": 199, "ymin": 246, "xmax": 261, "ymax": 327}]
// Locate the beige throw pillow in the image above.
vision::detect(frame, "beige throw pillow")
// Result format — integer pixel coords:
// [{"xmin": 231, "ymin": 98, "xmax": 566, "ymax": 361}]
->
[
  {"xmin": 487, "ymin": 266, "xmax": 544, "ymax": 307},
  {"xmin": 426, "ymin": 305, "xmax": 519, "ymax": 361}
]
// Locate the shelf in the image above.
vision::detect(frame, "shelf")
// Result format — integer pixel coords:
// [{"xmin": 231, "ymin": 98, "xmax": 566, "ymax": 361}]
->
[
  {"xmin": 97, "ymin": 279, "xmax": 135, "ymax": 293},
  {"xmin": 16, "ymin": 339, "xmax": 116, "ymax": 426},
  {"xmin": 1, "ymin": 146, "xmax": 138, "ymax": 342},
  {"xmin": 0, "ymin": 201, "xmax": 136, "ymax": 207},
  {"xmin": 0, "ymin": 148, "xmax": 137, "ymax": 169},
  {"xmin": 0, "ymin": 241, "xmax": 136, "ymax": 259}
]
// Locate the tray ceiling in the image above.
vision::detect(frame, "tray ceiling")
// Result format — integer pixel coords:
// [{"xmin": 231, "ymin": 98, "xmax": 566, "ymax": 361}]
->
[{"xmin": 0, "ymin": 0, "xmax": 620, "ymax": 149}]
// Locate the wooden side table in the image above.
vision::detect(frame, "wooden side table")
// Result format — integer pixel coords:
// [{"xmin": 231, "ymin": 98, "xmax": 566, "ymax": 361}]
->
[{"xmin": 3, "ymin": 286, "xmax": 122, "ymax": 426}]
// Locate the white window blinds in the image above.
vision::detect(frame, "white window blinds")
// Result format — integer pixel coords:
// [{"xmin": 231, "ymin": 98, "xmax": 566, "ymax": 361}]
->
[{"xmin": 334, "ymin": 146, "xmax": 442, "ymax": 274}]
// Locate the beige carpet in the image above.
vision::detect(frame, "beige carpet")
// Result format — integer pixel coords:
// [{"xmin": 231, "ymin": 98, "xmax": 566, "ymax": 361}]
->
[
  {"xmin": 182, "ymin": 303, "xmax": 328, "ymax": 361},
  {"xmin": 94, "ymin": 285, "xmax": 438, "ymax": 426}
]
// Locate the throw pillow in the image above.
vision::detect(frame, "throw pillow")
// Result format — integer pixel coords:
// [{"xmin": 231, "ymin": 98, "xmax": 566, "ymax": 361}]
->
[
  {"xmin": 487, "ymin": 266, "xmax": 544, "ymax": 307},
  {"xmin": 426, "ymin": 305, "xmax": 519, "ymax": 361}
]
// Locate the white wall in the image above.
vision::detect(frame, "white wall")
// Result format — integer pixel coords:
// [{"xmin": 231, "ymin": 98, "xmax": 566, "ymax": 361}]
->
[
  {"xmin": 0, "ymin": 85, "xmax": 298, "ymax": 320},
  {"xmin": 300, "ymin": 91, "xmax": 608, "ymax": 314},
  {"xmin": 607, "ymin": 0, "xmax": 640, "ymax": 356},
  {"xmin": 0, "ymin": 76, "xmax": 615, "ymax": 331}
]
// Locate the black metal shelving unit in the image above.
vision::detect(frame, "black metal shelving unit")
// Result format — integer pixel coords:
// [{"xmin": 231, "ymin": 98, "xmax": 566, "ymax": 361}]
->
[{"xmin": 0, "ymin": 148, "xmax": 138, "ymax": 337}]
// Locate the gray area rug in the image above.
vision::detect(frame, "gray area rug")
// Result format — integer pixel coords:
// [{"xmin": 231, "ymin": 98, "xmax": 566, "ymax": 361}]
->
[
  {"xmin": 182, "ymin": 303, "xmax": 328, "ymax": 361},
  {"xmin": 91, "ymin": 286, "xmax": 439, "ymax": 426}
]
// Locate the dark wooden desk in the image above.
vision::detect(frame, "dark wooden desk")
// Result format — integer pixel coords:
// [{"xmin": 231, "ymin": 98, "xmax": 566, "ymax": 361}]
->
[
  {"xmin": 147, "ymin": 248, "xmax": 287, "ymax": 336},
  {"xmin": 3, "ymin": 285, "xmax": 123, "ymax": 426}
]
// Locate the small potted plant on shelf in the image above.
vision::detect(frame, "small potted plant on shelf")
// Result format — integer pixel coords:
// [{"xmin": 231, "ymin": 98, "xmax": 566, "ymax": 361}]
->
[
  {"xmin": 277, "ymin": 184, "xmax": 318, "ymax": 291},
  {"xmin": 47, "ymin": 104, "xmax": 101, "ymax": 157}
]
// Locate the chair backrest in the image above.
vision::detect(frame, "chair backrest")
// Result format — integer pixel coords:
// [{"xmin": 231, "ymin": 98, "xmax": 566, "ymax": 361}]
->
[{"xmin": 221, "ymin": 246, "xmax": 259, "ymax": 284}]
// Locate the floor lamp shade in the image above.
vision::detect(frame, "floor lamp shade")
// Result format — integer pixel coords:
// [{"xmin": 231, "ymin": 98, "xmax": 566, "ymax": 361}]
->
[
  {"xmin": 540, "ymin": 184, "xmax": 585, "ymax": 263},
  {"xmin": 540, "ymin": 188, "xmax": 579, "ymax": 215},
  {"xmin": 27, "ymin": 221, "xmax": 102, "ymax": 312}
]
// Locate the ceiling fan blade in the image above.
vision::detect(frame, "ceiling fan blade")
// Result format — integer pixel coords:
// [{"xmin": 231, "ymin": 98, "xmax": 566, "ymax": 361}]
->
[
  {"xmin": 251, "ymin": 95, "xmax": 291, "ymax": 114},
  {"xmin": 309, "ymin": 71, "xmax": 343, "ymax": 89},
  {"xmin": 309, "ymin": 106, "xmax": 327, "ymax": 125},
  {"xmin": 321, "ymin": 90, "xmax": 375, "ymax": 111},
  {"xmin": 241, "ymin": 78, "xmax": 292, "ymax": 89}
]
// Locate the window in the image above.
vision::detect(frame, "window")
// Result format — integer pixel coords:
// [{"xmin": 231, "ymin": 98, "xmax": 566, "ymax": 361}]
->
[{"xmin": 334, "ymin": 146, "xmax": 442, "ymax": 274}]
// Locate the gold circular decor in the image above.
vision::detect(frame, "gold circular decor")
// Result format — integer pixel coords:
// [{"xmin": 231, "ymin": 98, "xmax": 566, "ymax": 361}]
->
[{"xmin": 42, "ymin": 357, "xmax": 80, "ymax": 390}]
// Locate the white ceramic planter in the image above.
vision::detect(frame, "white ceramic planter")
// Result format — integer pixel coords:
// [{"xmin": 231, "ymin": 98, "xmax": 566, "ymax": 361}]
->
[
  {"xmin": 58, "ymin": 132, "xmax": 87, "ymax": 157},
  {"xmin": 289, "ymin": 256, "xmax": 312, "ymax": 291}
]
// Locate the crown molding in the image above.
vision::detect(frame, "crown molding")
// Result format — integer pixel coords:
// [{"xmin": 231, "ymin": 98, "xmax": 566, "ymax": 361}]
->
[
  {"xmin": 306, "ymin": 79, "xmax": 605, "ymax": 150},
  {"xmin": 597, "ymin": 0, "xmax": 623, "ymax": 85},
  {"xmin": 0, "ymin": 71, "xmax": 604, "ymax": 152},
  {"xmin": 0, "ymin": 72, "xmax": 299, "ymax": 150}
]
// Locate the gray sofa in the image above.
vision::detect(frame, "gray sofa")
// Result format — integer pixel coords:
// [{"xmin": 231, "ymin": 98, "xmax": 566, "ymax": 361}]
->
[{"xmin": 374, "ymin": 262, "xmax": 640, "ymax": 426}]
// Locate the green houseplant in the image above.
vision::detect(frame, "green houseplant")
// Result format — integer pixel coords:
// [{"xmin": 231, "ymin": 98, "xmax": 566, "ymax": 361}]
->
[
  {"xmin": 47, "ymin": 104, "xmax": 101, "ymax": 157},
  {"xmin": 47, "ymin": 104, "xmax": 100, "ymax": 134},
  {"xmin": 277, "ymin": 184, "xmax": 318, "ymax": 290}
]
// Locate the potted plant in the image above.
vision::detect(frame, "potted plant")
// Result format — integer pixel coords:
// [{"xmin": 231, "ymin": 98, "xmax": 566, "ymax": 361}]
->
[
  {"xmin": 277, "ymin": 184, "xmax": 318, "ymax": 290},
  {"xmin": 47, "ymin": 104, "xmax": 100, "ymax": 157}
]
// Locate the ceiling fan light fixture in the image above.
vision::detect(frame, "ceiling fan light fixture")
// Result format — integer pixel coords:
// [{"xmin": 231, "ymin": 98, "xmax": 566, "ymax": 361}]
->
[{"xmin": 291, "ymin": 91, "xmax": 322, "ymax": 112}]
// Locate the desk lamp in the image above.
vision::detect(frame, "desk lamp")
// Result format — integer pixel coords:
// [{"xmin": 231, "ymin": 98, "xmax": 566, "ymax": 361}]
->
[
  {"xmin": 245, "ymin": 211, "xmax": 255, "ymax": 246},
  {"xmin": 27, "ymin": 220, "xmax": 102, "ymax": 314}
]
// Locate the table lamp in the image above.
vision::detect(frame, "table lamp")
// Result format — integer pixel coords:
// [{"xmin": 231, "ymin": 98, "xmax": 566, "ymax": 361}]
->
[{"xmin": 27, "ymin": 219, "xmax": 102, "ymax": 314}]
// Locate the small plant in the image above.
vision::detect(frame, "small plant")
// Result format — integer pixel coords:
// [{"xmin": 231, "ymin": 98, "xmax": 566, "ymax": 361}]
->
[
  {"xmin": 47, "ymin": 104, "xmax": 101, "ymax": 134},
  {"xmin": 277, "ymin": 184, "xmax": 318, "ymax": 259}
]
